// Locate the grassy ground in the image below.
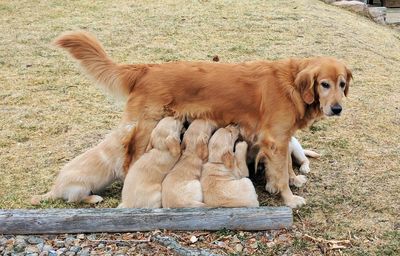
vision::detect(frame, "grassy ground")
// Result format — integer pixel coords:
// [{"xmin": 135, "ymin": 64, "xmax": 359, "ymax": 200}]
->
[{"xmin": 0, "ymin": 0, "xmax": 399, "ymax": 254}]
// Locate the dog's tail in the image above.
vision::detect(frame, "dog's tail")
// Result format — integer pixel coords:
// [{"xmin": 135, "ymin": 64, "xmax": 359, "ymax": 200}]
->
[
  {"xmin": 54, "ymin": 31, "xmax": 143, "ymax": 100},
  {"xmin": 303, "ymin": 150, "xmax": 321, "ymax": 158}
]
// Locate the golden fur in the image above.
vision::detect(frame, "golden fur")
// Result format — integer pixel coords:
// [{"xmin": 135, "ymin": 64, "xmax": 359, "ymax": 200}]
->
[
  {"xmin": 201, "ymin": 126, "xmax": 259, "ymax": 207},
  {"xmin": 119, "ymin": 117, "xmax": 183, "ymax": 208},
  {"xmin": 31, "ymin": 124, "xmax": 136, "ymax": 205},
  {"xmin": 162, "ymin": 119, "xmax": 216, "ymax": 208},
  {"xmin": 55, "ymin": 31, "xmax": 352, "ymax": 208}
]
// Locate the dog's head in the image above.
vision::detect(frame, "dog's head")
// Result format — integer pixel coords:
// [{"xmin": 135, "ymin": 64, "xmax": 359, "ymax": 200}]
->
[
  {"xmin": 295, "ymin": 57, "xmax": 353, "ymax": 116},
  {"xmin": 146, "ymin": 117, "xmax": 183, "ymax": 157},
  {"xmin": 208, "ymin": 125, "xmax": 239, "ymax": 168}
]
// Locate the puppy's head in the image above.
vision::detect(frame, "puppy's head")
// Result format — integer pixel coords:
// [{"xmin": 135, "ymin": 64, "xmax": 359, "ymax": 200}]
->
[
  {"xmin": 295, "ymin": 57, "xmax": 353, "ymax": 116},
  {"xmin": 208, "ymin": 125, "xmax": 240, "ymax": 168},
  {"xmin": 182, "ymin": 119, "xmax": 217, "ymax": 161},
  {"xmin": 146, "ymin": 117, "xmax": 183, "ymax": 156}
]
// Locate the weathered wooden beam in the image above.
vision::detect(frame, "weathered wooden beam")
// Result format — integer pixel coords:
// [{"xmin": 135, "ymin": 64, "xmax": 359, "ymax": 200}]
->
[{"xmin": 0, "ymin": 207, "xmax": 292, "ymax": 234}]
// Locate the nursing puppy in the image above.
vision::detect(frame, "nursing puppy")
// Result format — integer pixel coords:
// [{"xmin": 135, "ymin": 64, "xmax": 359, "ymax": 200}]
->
[
  {"xmin": 201, "ymin": 126, "xmax": 259, "ymax": 207},
  {"xmin": 162, "ymin": 119, "xmax": 216, "ymax": 208},
  {"xmin": 119, "ymin": 117, "xmax": 183, "ymax": 208},
  {"xmin": 31, "ymin": 124, "xmax": 136, "ymax": 205},
  {"xmin": 290, "ymin": 137, "xmax": 320, "ymax": 174}
]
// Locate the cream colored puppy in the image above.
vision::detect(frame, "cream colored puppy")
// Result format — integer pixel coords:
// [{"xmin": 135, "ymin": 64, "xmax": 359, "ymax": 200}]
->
[
  {"xmin": 31, "ymin": 124, "xmax": 136, "ymax": 205},
  {"xmin": 162, "ymin": 120, "xmax": 216, "ymax": 208},
  {"xmin": 119, "ymin": 117, "xmax": 183, "ymax": 208},
  {"xmin": 290, "ymin": 137, "xmax": 321, "ymax": 174},
  {"xmin": 201, "ymin": 125, "xmax": 259, "ymax": 207}
]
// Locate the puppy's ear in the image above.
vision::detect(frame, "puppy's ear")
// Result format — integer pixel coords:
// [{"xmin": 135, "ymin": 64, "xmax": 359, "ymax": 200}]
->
[
  {"xmin": 145, "ymin": 137, "xmax": 153, "ymax": 153},
  {"xmin": 166, "ymin": 135, "xmax": 181, "ymax": 157},
  {"xmin": 295, "ymin": 67, "xmax": 319, "ymax": 105},
  {"xmin": 221, "ymin": 151, "xmax": 235, "ymax": 169},
  {"xmin": 344, "ymin": 66, "xmax": 353, "ymax": 97},
  {"xmin": 196, "ymin": 133, "xmax": 209, "ymax": 161}
]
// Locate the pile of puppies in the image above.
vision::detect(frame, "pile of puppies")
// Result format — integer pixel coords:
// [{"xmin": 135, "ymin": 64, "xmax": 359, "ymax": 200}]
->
[{"xmin": 32, "ymin": 116, "xmax": 318, "ymax": 208}]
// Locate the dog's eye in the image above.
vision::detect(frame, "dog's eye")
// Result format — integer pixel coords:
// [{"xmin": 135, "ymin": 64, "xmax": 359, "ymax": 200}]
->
[
  {"xmin": 340, "ymin": 81, "xmax": 346, "ymax": 88},
  {"xmin": 321, "ymin": 82, "xmax": 330, "ymax": 89}
]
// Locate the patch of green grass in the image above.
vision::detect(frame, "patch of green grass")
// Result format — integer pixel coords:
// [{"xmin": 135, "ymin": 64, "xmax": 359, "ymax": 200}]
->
[{"xmin": 376, "ymin": 231, "xmax": 400, "ymax": 255}]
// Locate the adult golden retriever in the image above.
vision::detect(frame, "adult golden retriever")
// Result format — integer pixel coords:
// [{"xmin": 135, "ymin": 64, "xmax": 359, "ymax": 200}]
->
[{"xmin": 55, "ymin": 31, "xmax": 352, "ymax": 208}]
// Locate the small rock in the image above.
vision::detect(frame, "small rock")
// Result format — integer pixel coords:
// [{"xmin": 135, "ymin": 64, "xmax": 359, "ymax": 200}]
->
[
  {"xmin": 13, "ymin": 242, "xmax": 27, "ymax": 253},
  {"xmin": 42, "ymin": 244, "xmax": 54, "ymax": 252},
  {"xmin": 48, "ymin": 250, "xmax": 57, "ymax": 256},
  {"xmin": 332, "ymin": 0, "xmax": 368, "ymax": 15},
  {"xmin": 235, "ymin": 243, "xmax": 243, "ymax": 252},
  {"xmin": 69, "ymin": 246, "xmax": 81, "ymax": 253},
  {"xmin": 56, "ymin": 247, "xmax": 67, "ymax": 255},
  {"xmin": 97, "ymin": 243, "xmax": 105, "ymax": 249},
  {"xmin": 77, "ymin": 248, "xmax": 90, "ymax": 256},
  {"xmin": 54, "ymin": 240, "xmax": 65, "ymax": 248},
  {"xmin": 77, "ymin": 234, "xmax": 85, "ymax": 240},
  {"xmin": 28, "ymin": 236, "xmax": 45, "ymax": 245},
  {"xmin": 64, "ymin": 237, "xmax": 75, "ymax": 247},
  {"xmin": 190, "ymin": 235, "xmax": 198, "ymax": 243},
  {"xmin": 216, "ymin": 241, "xmax": 226, "ymax": 247},
  {"xmin": 40, "ymin": 252, "xmax": 49, "ymax": 256},
  {"xmin": 27, "ymin": 253, "xmax": 39, "ymax": 256},
  {"xmin": 231, "ymin": 235, "xmax": 241, "ymax": 243},
  {"xmin": 86, "ymin": 234, "xmax": 96, "ymax": 241},
  {"xmin": 26, "ymin": 245, "xmax": 40, "ymax": 253},
  {"xmin": 0, "ymin": 237, "xmax": 7, "ymax": 246},
  {"xmin": 65, "ymin": 252, "xmax": 75, "ymax": 256},
  {"xmin": 250, "ymin": 242, "xmax": 258, "ymax": 249}
]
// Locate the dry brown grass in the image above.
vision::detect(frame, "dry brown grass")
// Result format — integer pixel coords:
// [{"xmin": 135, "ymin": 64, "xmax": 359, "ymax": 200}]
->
[{"xmin": 1, "ymin": 0, "xmax": 399, "ymax": 254}]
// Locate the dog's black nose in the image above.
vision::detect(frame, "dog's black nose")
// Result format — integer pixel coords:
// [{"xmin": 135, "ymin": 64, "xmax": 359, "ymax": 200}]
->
[{"xmin": 331, "ymin": 104, "xmax": 342, "ymax": 115}]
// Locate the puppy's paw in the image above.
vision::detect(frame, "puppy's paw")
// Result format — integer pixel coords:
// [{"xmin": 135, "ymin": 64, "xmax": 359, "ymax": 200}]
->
[
  {"xmin": 265, "ymin": 182, "xmax": 279, "ymax": 194},
  {"xmin": 299, "ymin": 164, "xmax": 310, "ymax": 174},
  {"xmin": 30, "ymin": 196, "xmax": 42, "ymax": 205},
  {"xmin": 117, "ymin": 203, "xmax": 125, "ymax": 208},
  {"xmin": 83, "ymin": 195, "xmax": 103, "ymax": 204},
  {"xmin": 290, "ymin": 175, "xmax": 307, "ymax": 188},
  {"xmin": 284, "ymin": 195, "xmax": 306, "ymax": 208}
]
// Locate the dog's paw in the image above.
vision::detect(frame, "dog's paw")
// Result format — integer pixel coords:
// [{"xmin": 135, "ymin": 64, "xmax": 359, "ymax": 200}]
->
[
  {"xmin": 299, "ymin": 163, "xmax": 310, "ymax": 174},
  {"xmin": 290, "ymin": 175, "xmax": 307, "ymax": 188},
  {"xmin": 284, "ymin": 195, "xmax": 306, "ymax": 208},
  {"xmin": 265, "ymin": 182, "xmax": 279, "ymax": 194},
  {"xmin": 83, "ymin": 195, "xmax": 103, "ymax": 204}
]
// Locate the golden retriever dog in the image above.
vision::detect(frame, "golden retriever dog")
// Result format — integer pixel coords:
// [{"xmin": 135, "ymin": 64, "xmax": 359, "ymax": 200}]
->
[
  {"xmin": 201, "ymin": 126, "xmax": 259, "ymax": 207},
  {"xmin": 31, "ymin": 124, "xmax": 136, "ymax": 205},
  {"xmin": 55, "ymin": 31, "xmax": 352, "ymax": 208},
  {"xmin": 162, "ymin": 119, "xmax": 216, "ymax": 208},
  {"xmin": 119, "ymin": 117, "xmax": 183, "ymax": 208}
]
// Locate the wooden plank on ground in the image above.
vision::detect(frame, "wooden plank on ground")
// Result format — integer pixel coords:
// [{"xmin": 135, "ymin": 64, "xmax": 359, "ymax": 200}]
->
[{"xmin": 0, "ymin": 207, "xmax": 292, "ymax": 234}]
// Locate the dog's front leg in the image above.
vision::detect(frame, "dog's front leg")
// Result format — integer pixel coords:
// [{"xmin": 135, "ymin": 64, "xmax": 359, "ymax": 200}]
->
[{"xmin": 263, "ymin": 139, "xmax": 306, "ymax": 208}]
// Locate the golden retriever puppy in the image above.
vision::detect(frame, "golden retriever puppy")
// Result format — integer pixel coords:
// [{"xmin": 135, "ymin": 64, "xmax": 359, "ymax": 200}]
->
[
  {"xmin": 290, "ymin": 137, "xmax": 320, "ymax": 174},
  {"xmin": 31, "ymin": 124, "xmax": 136, "ymax": 205},
  {"xmin": 119, "ymin": 117, "xmax": 183, "ymax": 208},
  {"xmin": 162, "ymin": 119, "xmax": 216, "ymax": 208},
  {"xmin": 55, "ymin": 31, "xmax": 352, "ymax": 208},
  {"xmin": 201, "ymin": 126, "xmax": 259, "ymax": 208}
]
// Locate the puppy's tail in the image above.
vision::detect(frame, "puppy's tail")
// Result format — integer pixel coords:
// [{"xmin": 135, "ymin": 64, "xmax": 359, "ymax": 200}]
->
[
  {"xmin": 303, "ymin": 150, "xmax": 321, "ymax": 158},
  {"xmin": 54, "ymin": 31, "xmax": 145, "ymax": 100}
]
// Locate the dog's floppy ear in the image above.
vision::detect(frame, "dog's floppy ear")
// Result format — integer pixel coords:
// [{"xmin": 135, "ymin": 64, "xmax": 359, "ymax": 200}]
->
[
  {"xmin": 221, "ymin": 151, "xmax": 235, "ymax": 169},
  {"xmin": 295, "ymin": 67, "xmax": 319, "ymax": 105},
  {"xmin": 344, "ymin": 66, "xmax": 353, "ymax": 97},
  {"xmin": 166, "ymin": 135, "xmax": 181, "ymax": 157},
  {"xmin": 196, "ymin": 133, "xmax": 209, "ymax": 161}
]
